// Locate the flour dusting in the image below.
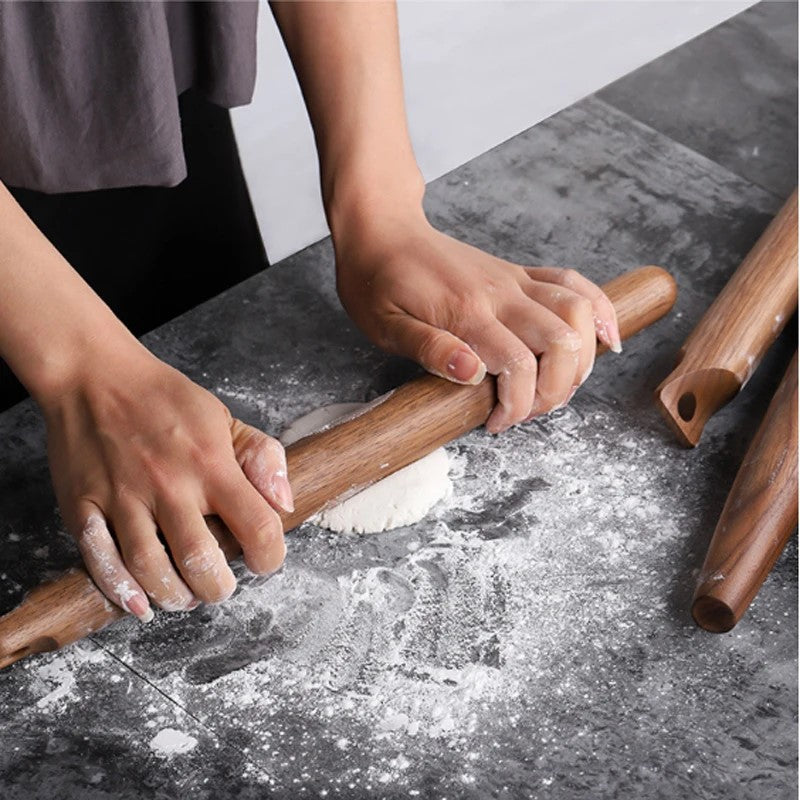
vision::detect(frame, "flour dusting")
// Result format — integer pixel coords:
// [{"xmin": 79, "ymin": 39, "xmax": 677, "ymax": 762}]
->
[
  {"xmin": 149, "ymin": 728, "xmax": 199, "ymax": 757},
  {"xmin": 31, "ymin": 646, "xmax": 105, "ymax": 710},
  {"xmin": 108, "ymin": 396, "xmax": 701, "ymax": 794}
]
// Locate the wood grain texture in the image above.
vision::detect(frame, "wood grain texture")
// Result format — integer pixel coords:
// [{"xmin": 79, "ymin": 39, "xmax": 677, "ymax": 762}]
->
[
  {"xmin": 0, "ymin": 569, "xmax": 125, "ymax": 670},
  {"xmin": 655, "ymin": 189, "xmax": 798, "ymax": 447},
  {"xmin": 0, "ymin": 265, "xmax": 677, "ymax": 669},
  {"xmin": 692, "ymin": 352, "xmax": 798, "ymax": 632}
]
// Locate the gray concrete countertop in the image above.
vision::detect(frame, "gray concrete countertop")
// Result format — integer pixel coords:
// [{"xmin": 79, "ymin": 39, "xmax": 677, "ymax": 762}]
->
[{"xmin": 0, "ymin": 4, "xmax": 796, "ymax": 798}]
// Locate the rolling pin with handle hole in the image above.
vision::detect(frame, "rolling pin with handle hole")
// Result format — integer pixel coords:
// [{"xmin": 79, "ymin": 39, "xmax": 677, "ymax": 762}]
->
[
  {"xmin": 656, "ymin": 189, "xmax": 798, "ymax": 447},
  {"xmin": 0, "ymin": 265, "xmax": 677, "ymax": 670}
]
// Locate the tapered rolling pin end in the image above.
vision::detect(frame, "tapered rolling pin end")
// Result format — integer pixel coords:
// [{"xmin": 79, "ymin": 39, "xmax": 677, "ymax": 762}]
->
[
  {"xmin": 690, "ymin": 353, "xmax": 798, "ymax": 633},
  {"xmin": 0, "ymin": 567, "xmax": 125, "ymax": 670},
  {"xmin": 655, "ymin": 367, "xmax": 740, "ymax": 447},
  {"xmin": 691, "ymin": 594, "xmax": 737, "ymax": 633}
]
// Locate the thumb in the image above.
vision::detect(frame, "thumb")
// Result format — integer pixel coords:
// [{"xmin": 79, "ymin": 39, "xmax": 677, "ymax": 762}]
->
[
  {"xmin": 229, "ymin": 418, "xmax": 294, "ymax": 514},
  {"xmin": 385, "ymin": 315, "xmax": 487, "ymax": 385}
]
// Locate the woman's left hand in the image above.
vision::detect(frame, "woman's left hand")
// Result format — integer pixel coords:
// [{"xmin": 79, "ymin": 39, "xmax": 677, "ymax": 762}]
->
[{"xmin": 334, "ymin": 212, "xmax": 621, "ymax": 434}]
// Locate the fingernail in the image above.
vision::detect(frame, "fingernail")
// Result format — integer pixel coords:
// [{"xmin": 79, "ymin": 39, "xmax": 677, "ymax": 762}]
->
[
  {"xmin": 127, "ymin": 593, "xmax": 154, "ymax": 623},
  {"xmin": 446, "ymin": 350, "xmax": 487, "ymax": 385},
  {"xmin": 484, "ymin": 412, "xmax": 504, "ymax": 434},
  {"xmin": 609, "ymin": 320, "xmax": 623, "ymax": 353},
  {"xmin": 139, "ymin": 606, "xmax": 155, "ymax": 623},
  {"xmin": 594, "ymin": 315, "xmax": 622, "ymax": 353},
  {"xmin": 529, "ymin": 395, "xmax": 545, "ymax": 419},
  {"xmin": 271, "ymin": 472, "xmax": 295, "ymax": 513},
  {"xmin": 565, "ymin": 385, "xmax": 578, "ymax": 404}
]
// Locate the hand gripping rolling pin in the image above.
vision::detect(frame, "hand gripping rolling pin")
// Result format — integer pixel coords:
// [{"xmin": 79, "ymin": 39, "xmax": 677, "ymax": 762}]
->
[
  {"xmin": 0, "ymin": 266, "xmax": 677, "ymax": 670},
  {"xmin": 692, "ymin": 352, "xmax": 798, "ymax": 632},
  {"xmin": 656, "ymin": 190, "xmax": 798, "ymax": 447}
]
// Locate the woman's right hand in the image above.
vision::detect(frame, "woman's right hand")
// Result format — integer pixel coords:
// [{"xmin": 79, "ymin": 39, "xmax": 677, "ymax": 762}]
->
[{"xmin": 42, "ymin": 340, "xmax": 291, "ymax": 621}]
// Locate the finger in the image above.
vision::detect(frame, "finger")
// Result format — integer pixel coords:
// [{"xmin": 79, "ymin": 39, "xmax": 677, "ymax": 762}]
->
[
  {"xmin": 157, "ymin": 500, "xmax": 237, "ymax": 604},
  {"xmin": 205, "ymin": 515, "xmax": 242, "ymax": 561},
  {"xmin": 73, "ymin": 501, "xmax": 153, "ymax": 623},
  {"xmin": 498, "ymin": 300, "xmax": 582, "ymax": 416},
  {"xmin": 381, "ymin": 313, "xmax": 488, "ymax": 385},
  {"xmin": 113, "ymin": 502, "xmax": 198, "ymax": 612},
  {"xmin": 230, "ymin": 419, "xmax": 294, "ymax": 513},
  {"xmin": 520, "ymin": 281, "xmax": 596, "ymax": 387},
  {"xmin": 209, "ymin": 470, "xmax": 287, "ymax": 576},
  {"xmin": 459, "ymin": 316, "xmax": 538, "ymax": 433},
  {"xmin": 524, "ymin": 267, "xmax": 621, "ymax": 353}
]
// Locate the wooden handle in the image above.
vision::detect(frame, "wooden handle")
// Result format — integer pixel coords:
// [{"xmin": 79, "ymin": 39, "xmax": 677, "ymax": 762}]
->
[
  {"xmin": 692, "ymin": 352, "xmax": 798, "ymax": 632},
  {"xmin": 0, "ymin": 569, "xmax": 126, "ymax": 670},
  {"xmin": 0, "ymin": 265, "xmax": 677, "ymax": 669},
  {"xmin": 656, "ymin": 190, "xmax": 798, "ymax": 447}
]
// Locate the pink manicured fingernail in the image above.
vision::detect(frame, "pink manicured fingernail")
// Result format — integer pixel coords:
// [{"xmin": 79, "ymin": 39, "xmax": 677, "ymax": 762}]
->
[
  {"xmin": 484, "ymin": 409, "xmax": 506, "ymax": 434},
  {"xmin": 565, "ymin": 385, "xmax": 578, "ymax": 404},
  {"xmin": 127, "ymin": 593, "xmax": 154, "ymax": 623},
  {"xmin": 447, "ymin": 350, "xmax": 486, "ymax": 384},
  {"xmin": 529, "ymin": 395, "xmax": 545, "ymax": 419},
  {"xmin": 594, "ymin": 315, "xmax": 622, "ymax": 353},
  {"xmin": 608, "ymin": 320, "xmax": 623, "ymax": 353},
  {"xmin": 271, "ymin": 472, "xmax": 295, "ymax": 513}
]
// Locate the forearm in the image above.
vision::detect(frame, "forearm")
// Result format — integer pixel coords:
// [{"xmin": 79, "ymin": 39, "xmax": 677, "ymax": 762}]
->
[
  {"xmin": 0, "ymin": 181, "xmax": 142, "ymax": 404},
  {"xmin": 269, "ymin": 0, "xmax": 425, "ymax": 236}
]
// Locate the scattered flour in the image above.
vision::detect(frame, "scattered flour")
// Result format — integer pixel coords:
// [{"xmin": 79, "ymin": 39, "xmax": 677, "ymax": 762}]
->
[
  {"xmin": 34, "ymin": 656, "xmax": 78, "ymax": 710},
  {"xmin": 32, "ymin": 647, "xmax": 104, "ymax": 710},
  {"xmin": 42, "ymin": 394, "xmax": 707, "ymax": 795},
  {"xmin": 149, "ymin": 728, "xmax": 199, "ymax": 757},
  {"xmin": 109, "ymin": 399, "xmax": 697, "ymax": 794}
]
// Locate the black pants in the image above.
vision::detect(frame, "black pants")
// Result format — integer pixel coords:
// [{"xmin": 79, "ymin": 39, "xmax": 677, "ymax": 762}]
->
[{"xmin": 1, "ymin": 89, "xmax": 267, "ymax": 412}]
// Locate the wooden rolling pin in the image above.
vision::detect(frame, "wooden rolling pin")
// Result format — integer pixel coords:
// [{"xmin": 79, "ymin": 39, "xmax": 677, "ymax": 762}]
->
[
  {"xmin": 0, "ymin": 265, "xmax": 677, "ymax": 670},
  {"xmin": 656, "ymin": 190, "xmax": 798, "ymax": 447},
  {"xmin": 692, "ymin": 352, "xmax": 798, "ymax": 632}
]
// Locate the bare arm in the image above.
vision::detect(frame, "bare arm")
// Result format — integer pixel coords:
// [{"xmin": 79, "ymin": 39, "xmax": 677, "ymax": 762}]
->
[
  {"xmin": 0, "ymin": 182, "xmax": 136, "ymax": 402},
  {"xmin": 271, "ymin": 1, "xmax": 621, "ymax": 431},
  {"xmin": 0, "ymin": 182, "xmax": 289, "ymax": 618},
  {"xmin": 269, "ymin": 1, "xmax": 422, "ymax": 228}
]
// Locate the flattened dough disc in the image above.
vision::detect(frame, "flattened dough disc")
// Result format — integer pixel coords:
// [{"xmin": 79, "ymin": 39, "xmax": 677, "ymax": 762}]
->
[{"xmin": 281, "ymin": 403, "xmax": 452, "ymax": 534}]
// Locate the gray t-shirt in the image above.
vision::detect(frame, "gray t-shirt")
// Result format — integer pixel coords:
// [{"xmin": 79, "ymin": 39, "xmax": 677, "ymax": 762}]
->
[{"xmin": 0, "ymin": 1, "xmax": 258, "ymax": 193}]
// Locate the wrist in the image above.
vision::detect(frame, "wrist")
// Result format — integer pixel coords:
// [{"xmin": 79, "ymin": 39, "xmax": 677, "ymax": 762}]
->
[
  {"xmin": 324, "ymin": 157, "xmax": 427, "ymax": 249},
  {"xmin": 30, "ymin": 320, "xmax": 152, "ymax": 413}
]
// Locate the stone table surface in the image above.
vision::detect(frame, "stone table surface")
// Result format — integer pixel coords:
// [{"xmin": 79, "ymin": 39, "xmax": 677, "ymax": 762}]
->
[{"xmin": 0, "ymin": 3, "xmax": 796, "ymax": 799}]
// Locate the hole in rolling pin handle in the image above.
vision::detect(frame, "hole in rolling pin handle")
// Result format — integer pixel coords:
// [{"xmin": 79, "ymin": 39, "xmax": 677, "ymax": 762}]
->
[
  {"xmin": 0, "ymin": 646, "xmax": 32, "ymax": 668},
  {"xmin": 677, "ymin": 392, "xmax": 696, "ymax": 422},
  {"xmin": 1, "ymin": 635, "xmax": 60, "ymax": 668}
]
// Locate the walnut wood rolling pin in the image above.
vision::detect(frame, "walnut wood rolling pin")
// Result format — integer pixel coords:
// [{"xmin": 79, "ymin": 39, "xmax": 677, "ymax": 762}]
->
[
  {"xmin": 656, "ymin": 190, "xmax": 798, "ymax": 447},
  {"xmin": 0, "ymin": 265, "xmax": 677, "ymax": 670},
  {"xmin": 692, "ymin": 352, "xmax": 798, "ymax": 633}
]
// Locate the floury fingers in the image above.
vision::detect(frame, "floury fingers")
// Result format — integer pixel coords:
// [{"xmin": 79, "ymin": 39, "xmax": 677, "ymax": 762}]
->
[{"xmin": 75, "ymin": 512, "xmax": 154, "ymax": 623}]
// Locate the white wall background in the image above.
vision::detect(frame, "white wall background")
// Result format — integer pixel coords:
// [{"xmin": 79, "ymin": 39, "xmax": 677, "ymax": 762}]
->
[{"xmin": 232, "ymin": 0, "xmax": 755, "ymax": 264}]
